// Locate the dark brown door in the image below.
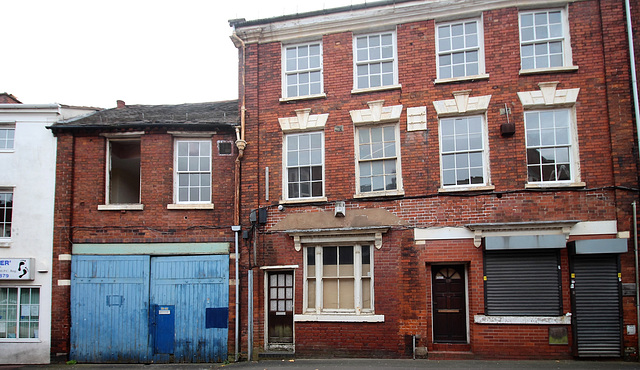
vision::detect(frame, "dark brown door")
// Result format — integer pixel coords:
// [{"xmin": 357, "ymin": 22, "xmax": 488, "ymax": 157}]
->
[
  {"xmin": 268, "ymin": 271, "xmax": 294, "ymax": 344},
  {"xmin": 432, "ymin": 265, "xmax": 467, "ymax": 343}
]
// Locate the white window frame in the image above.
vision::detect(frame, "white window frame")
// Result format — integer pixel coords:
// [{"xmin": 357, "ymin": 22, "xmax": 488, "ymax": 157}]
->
[
  {"xmin": 98, "ymin": 133, "xmax": 144, "ymax": 211},
  {"xmin": 281, "ymin": 41, "xmax": 324, "ymax": 101},
  {"xmin": 283, "ymin": 131, "xmax": 325, "ymax": 201},
  {"xmin": 0, "ymin": 123, "xmax": 16, "ymax": 152},
  {"xmin": 352, "ymin": 30, "xmax": 400, "ymax": 93},
  {"xmin": 171, "ymin": 138, "xmax": 213, "ymax": 207},
  {"xmin": 303, "ymin": 244, "xmax": 374, "ymax": 316},
  {"xmin": 354, "ymin": 123, "xmax": 403, "ymax": 197},
  {"xmin": 435, "ymin": 17, "xmax": 487, "ymax": 82},
  {"xmin": 519, "ymin": 8, "xmax": 575, "ymax": 73},
  {"xmin": 438, "ymin": 114, "xmax": 490, "ymax": 190},
  {"xmin": 0, "ymin": 286, "xmax": 40, "ymax": 341},
  {"xmin": 0, "ymin": 189, "xmax": 12, "ymax": 242},
  {"xmin": 524, "ymin": 108, "xmax": 580, "ymax": 186}
]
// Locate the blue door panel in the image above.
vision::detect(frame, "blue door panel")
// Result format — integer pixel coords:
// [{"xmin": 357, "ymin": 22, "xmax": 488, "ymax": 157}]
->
[
  {"xmin": 70, "ymin": 255, "xmax": 150, "ymax": 363},
  {"xmin": 150, "ymin": 255, "xmax": 229, "ymax": 363}
]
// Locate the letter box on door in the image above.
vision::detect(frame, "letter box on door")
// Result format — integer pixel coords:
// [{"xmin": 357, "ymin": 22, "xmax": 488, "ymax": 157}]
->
[{"xmin": 152, "ymin": 305, "xmax": 175, "ymax": 354}]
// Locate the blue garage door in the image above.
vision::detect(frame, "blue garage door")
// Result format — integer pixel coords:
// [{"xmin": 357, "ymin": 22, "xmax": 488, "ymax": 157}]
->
[{"xmin": 70, "ymin": 255, "xmax": 229, "ymax": 363}]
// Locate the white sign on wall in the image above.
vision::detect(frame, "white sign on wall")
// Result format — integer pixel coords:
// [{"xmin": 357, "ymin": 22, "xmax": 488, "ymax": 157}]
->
[{"xmin": 0, "ymin": 258, "xmax": 34, "ymax": 280}]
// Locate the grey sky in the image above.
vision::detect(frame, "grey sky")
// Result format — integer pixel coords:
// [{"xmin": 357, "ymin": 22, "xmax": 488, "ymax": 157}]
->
[{"xmin": 2, "ymin": 0, "xmax": 366, "ymax": 108}]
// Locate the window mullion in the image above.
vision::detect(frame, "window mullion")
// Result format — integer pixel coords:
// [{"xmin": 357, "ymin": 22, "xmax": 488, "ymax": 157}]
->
[
  {"xmin": 316, "ymin": 247, "xmax": 323, "ymax": 312},
  {"xmin": 354, "ymin": 245, "xmax": 362, "ymax": 315}
]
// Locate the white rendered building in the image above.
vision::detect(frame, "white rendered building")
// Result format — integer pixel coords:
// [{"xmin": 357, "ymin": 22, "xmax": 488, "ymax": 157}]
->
[{"xmin": 0, "ymin": 96, "xmax": 96, "ymax": 364}]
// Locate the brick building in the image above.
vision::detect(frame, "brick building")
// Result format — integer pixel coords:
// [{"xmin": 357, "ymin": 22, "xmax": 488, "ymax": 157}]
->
[
  {"xmin": 48, "ymin": 101, "xmax": 239, "ymax": 363},
  {"xmin": 230, "ymin": 0, "xmax": 640, "ymax": 360}
]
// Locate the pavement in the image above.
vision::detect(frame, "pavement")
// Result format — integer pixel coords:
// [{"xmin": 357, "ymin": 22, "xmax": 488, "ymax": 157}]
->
[{"xmin": 3, "ymin": 359, "xmax": 640, "ymax": 370}]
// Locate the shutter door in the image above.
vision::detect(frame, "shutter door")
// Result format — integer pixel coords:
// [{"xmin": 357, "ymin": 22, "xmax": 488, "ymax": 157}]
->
[
  {"xmin": 572, "ymin": 254, "xmax": 621, "ymax": 357},
  {"xmin": 485, "ymin": 250, "xmax": 561, "ymax": 315}
]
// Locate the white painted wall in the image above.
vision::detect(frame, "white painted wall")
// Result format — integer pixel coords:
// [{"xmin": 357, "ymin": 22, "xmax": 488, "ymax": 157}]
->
[{"xmin": 0, "ymin": 104, "xmax": 95, "ymax": 364}]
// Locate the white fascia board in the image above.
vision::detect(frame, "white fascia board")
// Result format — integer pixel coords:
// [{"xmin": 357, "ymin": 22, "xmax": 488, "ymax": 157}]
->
[{"xmin": 233, "ymin": 0, "xmax": 580, "ymax": 45}]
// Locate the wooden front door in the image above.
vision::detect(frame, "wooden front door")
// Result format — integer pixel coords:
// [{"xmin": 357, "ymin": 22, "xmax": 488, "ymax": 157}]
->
[
  {"xmin": 267, "ymin": 271, "xmax": 294, "ymax": 345},
  {"xmin": 432, "ymin": 265, "xmax": 467, "ymax": 343}
]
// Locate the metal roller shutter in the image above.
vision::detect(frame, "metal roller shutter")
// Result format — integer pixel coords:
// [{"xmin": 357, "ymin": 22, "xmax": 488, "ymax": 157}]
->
[
  {"xmin": 572, "ymin": 254, "xmax": 622, "ymax": 357},
  {"xmin": 484, "ymin": 250, "xmax": 561, "ymax": 316}
]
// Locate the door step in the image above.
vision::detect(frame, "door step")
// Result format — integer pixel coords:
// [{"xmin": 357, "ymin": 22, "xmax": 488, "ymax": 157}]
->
[
  {"xmin": 431, "ymin": 343, "xmax": 471, "ymax": 352},
  {"xmin": 428, "ymin": 351, "xmax": 475, "ymax": 360},
  {"xmin": 258, "ymin": 351, "xmax": 295, "ymax": 360}
]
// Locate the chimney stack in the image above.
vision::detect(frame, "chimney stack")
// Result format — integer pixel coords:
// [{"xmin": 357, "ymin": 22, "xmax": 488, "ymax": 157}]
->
[{"xmin": 116, "ymin": 100, "xmax": 126, "ymax": 109}]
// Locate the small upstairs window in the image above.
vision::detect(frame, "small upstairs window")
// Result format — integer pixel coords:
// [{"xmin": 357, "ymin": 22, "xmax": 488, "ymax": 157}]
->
[
  {"xmin": 354, "ymin": 31, "xmax": 398, "ymax": 91},
  {"xmin": 0, "ymin": 124, "xmax": 15, "ymax": 151},
  {"xmin": 519, "ymin": 9, "xmax": 571, "ymax": 71},
  {"xmin": 175, "ymin": 139, "xmax": 212, "ymax": 204},
  {"xmin": 436, "ymin": 18, "xmax": 484, "ymax": 80},
  {"xmin": 283, "ymin": 42, "xmax": 323, "ymax": 99},
  {"xmin": 107, "ymin": 139, "xmax": 141, "ymax": 205}
]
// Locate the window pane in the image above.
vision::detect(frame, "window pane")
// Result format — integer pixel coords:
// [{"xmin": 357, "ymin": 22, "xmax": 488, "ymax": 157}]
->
[
  {"xmin": 372, "ymin": 176, "xmax": 385, "ymax": 191},
  {"xmin": 339, "ymin": 279, "xmax": 355, "ymax": 309},
  {"xmin": 323, "ymin": 279, "xmax": 338, "ymax": 309},
  {"xmin": 339, "ymin": 246, "xmax": 354, "ymax": 265},
  {"xmin": 307, "ymin": 280, "xmax": 316, "ymax": 309},
  {"xmin": 362, "ymin": 278, "xmax": 371, "ymax": 309}
]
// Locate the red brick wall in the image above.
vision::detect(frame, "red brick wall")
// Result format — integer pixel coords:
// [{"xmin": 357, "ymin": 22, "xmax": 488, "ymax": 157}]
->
[
  {"xmin": 237, "ymin": 0, "xmax": 638, "ymax": 360},
  {"xmin": 51, "ymin": 133, "xmax": 74, "ymax": 356}
]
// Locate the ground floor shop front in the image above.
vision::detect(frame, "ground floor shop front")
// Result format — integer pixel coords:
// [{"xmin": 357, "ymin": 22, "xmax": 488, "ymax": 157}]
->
[{"xmin": 250, "ymin": 218, "xmax": 634, "ymax": 360}]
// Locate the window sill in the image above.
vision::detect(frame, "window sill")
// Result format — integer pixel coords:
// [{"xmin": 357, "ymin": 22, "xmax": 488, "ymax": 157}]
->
[
  {"xmin": 279, "ymin": 197, "xmax": 328, "ymax": 205},
  {"xmin": 98, "ymin": 204, "xmax": 144, "ymax": 211},
  {"xmin": 525, "ymin": 182, "xmax": 585, "ymax": 189},
  {"xmin": 294, "ymin": 314, "xmax": 385, "ymax": 323},
  {"xmin": 167, "ymin": 203, "xmax": 215, "ymax": 210},
  {"xmin": 354, "ymin": 190, "xmax": 404, "ymax": 199},
  {"xmin": 351, "ymin": 84, "xmax": 402, "ymax": 95},
  {"xmin": 0, "ymin": 240, "xmax": 11, "ymax": 248},
  {"xmin": 0, "ymin": 338, "xmax": 41, "ymax": 343},
  {"xmin": 519, "ymin": 66, "xmax": 579, "ymax": 75},
  {"xmin": 434, "ymin": 74, "xmax": 490, "ymax": 84},
  {"xmin": 0, "ymin": 149, "xmax": 15, "ymax": 153},
  {"xmin": 279, "ymin": 93, "xmax": 327, "ymax": 103},
  {"xmin": 438, "ymin": 185, "xmax": 495, "ymax": 193},
  {"xmin": 474, "ymin": 314, "xmax": 571, "ymax": 325}
]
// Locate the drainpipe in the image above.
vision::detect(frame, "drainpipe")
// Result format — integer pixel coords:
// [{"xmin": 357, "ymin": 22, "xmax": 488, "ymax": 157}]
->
[
  {"xmin": 625, "ymin": 0, "xmax": 640, "ymax": 163},
  {"xmin": 231, "ymin": 225, "xmax": 241, "ymax": 362},
  {"xmin": 634, "ymin": 202, "xmax": 639, "ymax": 358},
  {"xmin": 625, "ymin": 0, "xmax": 640, "ymax": 358},
  {"xmin": 231, "ymin": 30, "xmax": 247, "ymax": 226},
  {"xmin": 230, "ymin": 30, "xmax": 247, "ymax": 362}
]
